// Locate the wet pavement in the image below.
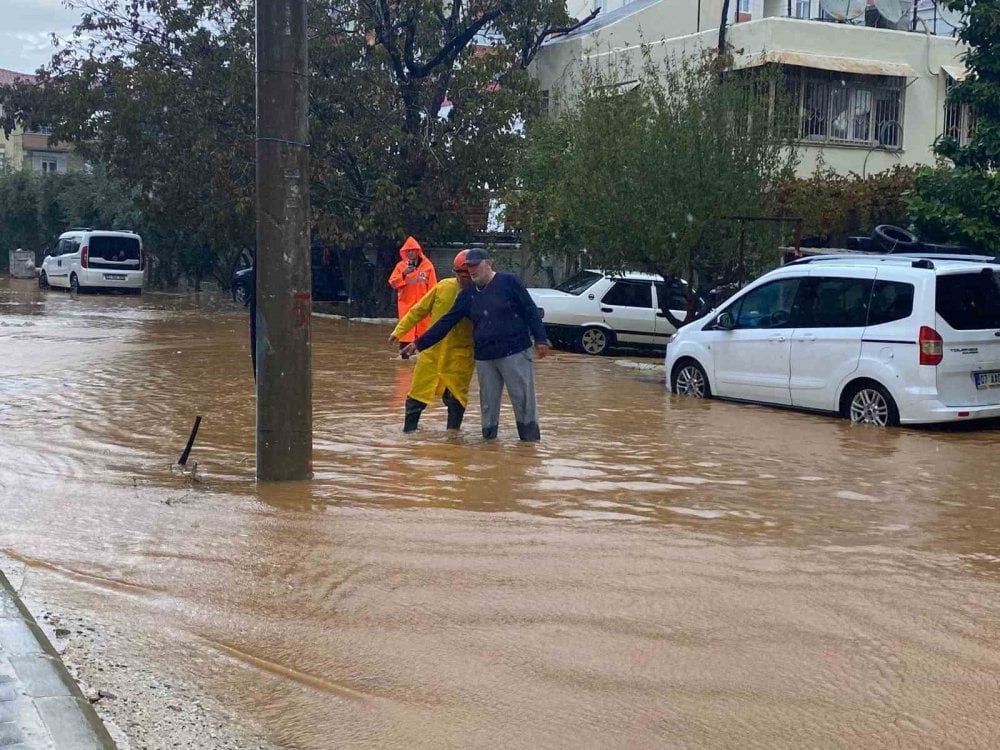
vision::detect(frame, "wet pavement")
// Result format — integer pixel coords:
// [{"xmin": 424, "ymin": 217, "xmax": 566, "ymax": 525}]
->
[
  {"xmin": 3, "ymin": 275, "xmax": 1000, "ymax": 748},
  {"xmin": 0, "ymin": 568, "xmax": 115, "ymax": 749}
]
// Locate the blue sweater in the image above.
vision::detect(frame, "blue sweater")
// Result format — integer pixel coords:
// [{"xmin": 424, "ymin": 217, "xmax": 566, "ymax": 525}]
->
[{"xmin": 415, "ymin": 272, "xmax": 548, "ymax": 361}]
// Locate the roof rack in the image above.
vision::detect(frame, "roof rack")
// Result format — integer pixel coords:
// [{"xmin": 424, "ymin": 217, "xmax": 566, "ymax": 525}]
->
[
  {"xmin": 65, "ymin": 227, "xmax": 93, "ymax": 232},
  {"xmin": 784, "ymin": 252, "xmax": 1000, "ymax": 267}
]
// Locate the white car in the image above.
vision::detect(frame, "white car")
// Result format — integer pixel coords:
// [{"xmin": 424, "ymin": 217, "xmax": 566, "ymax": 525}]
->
[
  {"xmin": 528, "ymin": 270, "xmax": 697, "ymax": 355},
  {"xmin": 38, "ymin": 228, "xmax": 144, "ymax": 294},
  {"xmin": 665, "ymin": 254, "xmax": 1000, "ymax": 426}
]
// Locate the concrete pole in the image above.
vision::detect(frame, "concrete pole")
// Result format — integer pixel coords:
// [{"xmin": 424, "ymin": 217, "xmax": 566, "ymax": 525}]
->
[{"xmin": 255, "ymin": 0, "xmax": 312, "ymax": 480}]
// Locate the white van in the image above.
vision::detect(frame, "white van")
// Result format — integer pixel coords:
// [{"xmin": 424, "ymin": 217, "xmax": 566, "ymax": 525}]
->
[
  {"xmin": 38, "ymin": 229, "xmax": 144, "ymax": 294},
  {"xmin": 665, "ymin": 254, "xmax": 1000, "ymax": 426}
]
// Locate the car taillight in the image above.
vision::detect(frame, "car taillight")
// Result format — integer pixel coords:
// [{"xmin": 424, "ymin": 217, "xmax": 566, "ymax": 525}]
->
[
  {"xmin": 80, "ymin": 245, "xmax": 89, "ymax": 269},
  {"xmin": 919, "ymin": 325, "xmax": 943, "ymax": 366}
]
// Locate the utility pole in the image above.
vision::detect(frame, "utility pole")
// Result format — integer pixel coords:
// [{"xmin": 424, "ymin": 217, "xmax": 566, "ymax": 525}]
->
[{"xmin": 255, "ymin": 0, "xmax": 312, "ymax": 480}]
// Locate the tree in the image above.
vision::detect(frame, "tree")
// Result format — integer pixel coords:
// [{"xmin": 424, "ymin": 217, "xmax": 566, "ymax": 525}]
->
[
  {"xmin": 0, "ymin": 168, "xmax": 140, "ymax": 268},
  {"xmin": 906, "ymin": 0, "xmax": 1000, "ymax": 251},
  {"xmin": 512, "ymin": 51, "xmax": 799, "ymax": 325},
  {"xmin": 1, "ymin": 0, "xmax": 589, "ymax": 305}
]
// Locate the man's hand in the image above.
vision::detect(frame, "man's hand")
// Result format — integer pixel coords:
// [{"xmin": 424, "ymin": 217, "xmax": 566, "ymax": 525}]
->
[
  {"xmin": 534, "ymin": 343, "xmax": 551, "ymax": 359},
  {"xmin": 388, "ymin": 334, "xmax": 399, "ymax": 345},
  {"xmin": 401, "ymin": 342, "xmax": 418, "ymax": 357}
]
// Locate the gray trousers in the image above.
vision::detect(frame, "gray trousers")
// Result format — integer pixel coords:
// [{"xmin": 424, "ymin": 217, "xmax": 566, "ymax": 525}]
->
[{"xmin": 476, "ymin": 348, "xmax": 540, "ymax": 441}]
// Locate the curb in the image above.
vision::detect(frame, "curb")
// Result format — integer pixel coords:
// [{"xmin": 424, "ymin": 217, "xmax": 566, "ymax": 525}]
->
[{"xmin": 0, "ymin": 569, "xmax": 116, "ymax": 749}]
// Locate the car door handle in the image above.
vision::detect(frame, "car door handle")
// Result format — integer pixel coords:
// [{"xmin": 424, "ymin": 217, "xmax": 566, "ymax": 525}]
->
[
  {"xmin": 601, "ymin": 307, "xmax": 613, "ymax": 313},
  {"xmin": 799, "ymin": 333, "xmax": 816, "ymax": 342},
  {"xmin": 769, "ymin": 334, "xmax": 786, "ymax": 342}
]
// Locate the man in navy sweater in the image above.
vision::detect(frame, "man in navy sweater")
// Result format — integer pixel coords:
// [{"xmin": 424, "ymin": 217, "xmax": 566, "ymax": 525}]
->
[{"xmin": 401, "ymin": 248, "xmax": 550, "ymax": 441}]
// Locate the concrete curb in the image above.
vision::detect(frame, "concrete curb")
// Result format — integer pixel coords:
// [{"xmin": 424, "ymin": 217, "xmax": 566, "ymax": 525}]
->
[{"xmin": 0, "ymin": 570, "xmax": 116, "ymax": 749}]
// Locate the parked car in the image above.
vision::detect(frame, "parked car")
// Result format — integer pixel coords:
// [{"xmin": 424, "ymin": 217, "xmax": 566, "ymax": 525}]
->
[
  {"xmin": 527, "ymin": 270, "xmax": 699, "ymax": 355},
  {"xmin": 38, "ymin": 229, "xmax": 143, "ymax": 294},
  {"xmin": 665, "ymin": 253, "xmax": 1000, "ymax": 426},
  {"xmin": 231, "ymin": 245, "xmax": 350, "ymax": 306}
]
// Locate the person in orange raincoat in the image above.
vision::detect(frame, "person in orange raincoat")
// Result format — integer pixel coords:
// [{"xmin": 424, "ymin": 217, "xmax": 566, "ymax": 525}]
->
[
  {"xmin": 388, "ymin": 236, "xmax": 437, "ymax": 356},
  {"xmin": 388, "ymin": 250, "xmax": 475, "ymax": 432}
]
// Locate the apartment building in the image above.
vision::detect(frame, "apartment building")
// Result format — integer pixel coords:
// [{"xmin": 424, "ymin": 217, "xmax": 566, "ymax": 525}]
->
[
  {"xmin": 534, "ymin": 0, "xmax": 971, "ymax": 176},
  {"xmin": 0, "ymin": 68, "xmax": 80, "ymax": 174}
]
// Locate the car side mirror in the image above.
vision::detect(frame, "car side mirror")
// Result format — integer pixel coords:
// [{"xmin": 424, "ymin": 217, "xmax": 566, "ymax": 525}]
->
[{"xmin": 716, "ymin": 311, "xmax": 735, "ymax": 330}]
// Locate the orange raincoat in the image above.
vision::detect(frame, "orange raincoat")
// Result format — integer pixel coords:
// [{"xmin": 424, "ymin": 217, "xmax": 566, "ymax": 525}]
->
[
  {"xmin": 388, "ymin": 237, "xmax": 437, "ymax": 343},
  {"xmin": 391, "ymin": 278, "xmax": 474, "ymax": 407}
]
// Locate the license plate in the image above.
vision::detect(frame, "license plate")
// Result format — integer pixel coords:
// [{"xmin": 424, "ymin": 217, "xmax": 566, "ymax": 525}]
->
[
  {"xmin": 974, "ymin": 370, "xmax": 1000, "ymax": 389},
  {"xmin": 104, "ymin": 274, "xmax": 127, "ymax": 280}
]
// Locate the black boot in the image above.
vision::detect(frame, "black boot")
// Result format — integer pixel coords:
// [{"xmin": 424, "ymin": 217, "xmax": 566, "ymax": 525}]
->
[
  {"xmin": 403, "ymin": 397, "xmax": 426, "ymax": 432},
  {"xmin": 516, "ymin": 421, "xmax": 541, "ymax": 442},
  {"xmin": 482, "ymin": 425, "xmax": 499, "ymax": 440},
  {"xmin": 442, "ymin": 389, "xmax": 465, "ymax": 430}
]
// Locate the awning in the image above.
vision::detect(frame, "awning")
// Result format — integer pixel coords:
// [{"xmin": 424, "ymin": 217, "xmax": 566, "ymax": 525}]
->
[
  {"xmin": 733, "ymin": 50, "xmax": 918, "ymax": 78},
  {"xmin": 941, "ymin": 64, "xmax": 968, "ymax": 81}
]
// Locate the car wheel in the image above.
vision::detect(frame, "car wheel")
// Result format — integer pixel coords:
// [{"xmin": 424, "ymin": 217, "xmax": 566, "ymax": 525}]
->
[
  {"xmin": 578, "ymin": 326, "xmax": 612, "ymax": 355},
  {"xmin": 38, "ymin": 271, "xmax": 49, "ymax": 289},
  {"xmin": 672, "ymin": 360, "xmax": 711, "ymax": 398},
  {"xmin": 70, "ymin": 273, "xmax": 81, "ymax": 294},
  {"xmin": 843, "ymin": 382, "xmax": 899, "ymax": 427},
  {"xmin": 234, "ymin": 283, "xmax": 250, "ymax": 306}
]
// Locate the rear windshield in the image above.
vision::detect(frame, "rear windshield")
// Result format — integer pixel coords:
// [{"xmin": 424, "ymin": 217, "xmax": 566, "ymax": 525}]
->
[
  {"xmin": 89, "ymin": 236, "xmax": 141, "ymax": 261},
  {"xmin": 555, "ymin": 270, "xmax": 601, "ymax": 295},
  {"xmin": 936, "ymin": 270, "xmax": 1000, "ymax": 330}
]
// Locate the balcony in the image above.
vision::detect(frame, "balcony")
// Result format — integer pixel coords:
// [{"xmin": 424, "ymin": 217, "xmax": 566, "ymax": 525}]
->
[{"xmin": 20, "ymin": 133, "xmax": 71, "ymax": 152}]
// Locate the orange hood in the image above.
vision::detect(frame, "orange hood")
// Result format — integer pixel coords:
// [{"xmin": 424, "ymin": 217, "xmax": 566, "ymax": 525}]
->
[{"xmin": 399, "ymin": 236, "xmax": 424, "ymax": 261}]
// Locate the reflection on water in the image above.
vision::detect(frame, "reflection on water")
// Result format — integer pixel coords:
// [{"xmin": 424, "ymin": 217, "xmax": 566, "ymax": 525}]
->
[{"xmin": 3, "ymin": 276, "xmax": 1000, "ymax": 748}]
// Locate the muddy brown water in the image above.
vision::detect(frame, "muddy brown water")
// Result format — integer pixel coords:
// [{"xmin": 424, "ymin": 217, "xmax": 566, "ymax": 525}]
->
[{"xmin": 3, "ymin": 276, "xmax": 1000, "ymax": 748}]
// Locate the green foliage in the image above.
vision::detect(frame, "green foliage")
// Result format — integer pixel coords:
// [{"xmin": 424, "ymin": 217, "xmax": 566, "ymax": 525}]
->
[
  {"xmin": 906, "ymin": 166, "xmax": 1000, "ymax": 251},
  {"xmin": 0, "ymin": 169, "xmax": 140, "ymax": 270},
  {"xmin": 0, "ymin": 0, "xmax": 575, "ymax": 302},
  {"xmin": 768, "ymin": 163, "xmax": 916, "ymax": 244},
  {"xmin": 905, "ymin": 0, "xmax": 1000, "ymax": 247},
  {"xmin": 512, "ymin": 50, "xmax": 799, "ymax": 310}
]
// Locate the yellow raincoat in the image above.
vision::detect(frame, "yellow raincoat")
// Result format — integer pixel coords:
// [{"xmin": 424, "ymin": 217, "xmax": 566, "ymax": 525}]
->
[{"xmin": 392, "ymin": 278, "xmax": 474, "ymax": 407}]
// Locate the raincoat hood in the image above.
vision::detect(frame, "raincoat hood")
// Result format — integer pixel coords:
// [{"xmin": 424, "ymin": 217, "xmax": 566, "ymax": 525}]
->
[{"xmin": 399, "ymin": 236, "xmax": 424, "ymax": 261}]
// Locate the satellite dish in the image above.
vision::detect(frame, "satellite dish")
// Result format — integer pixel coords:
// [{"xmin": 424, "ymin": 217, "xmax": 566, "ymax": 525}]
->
[
  {"xmin": 874, "ymin": 0, "xmax": 912, "ymax": 23},
  {"xmin": 819, "ymin": 0, "xmax": 866, "ymax": 21},
  {"xmin": 936, "ymin": 0, "xmax": 965, "ymax": 29}
]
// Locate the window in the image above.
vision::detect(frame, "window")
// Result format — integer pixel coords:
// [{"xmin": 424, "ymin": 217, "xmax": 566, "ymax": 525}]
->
[
  {"xmin": 729, "ymin": 278, "xmax": 802, "ymax": 329},
  {"xmin": 786, "ymin": 68, "xmax": 904, "ymax": 149},
  {"xmin": 655, "ymin": 281, "xmax": 689, "ymax": 311},
  {"xmin": 796, "ymin": 277, "xmax": 873, "ymax": 327},
  {"xmin": 868, "ymin": 280, "xmax": 914, "ymax": 325},
  {"xmin": 943, "ymin": 79, "xmax": 975, "ymax": 147},
  {"xmin": 738, "ymin": 0, "xmax": 751, "ymax": 12},
  {"xmin": 602, "ymin": 280, "xmax": 653, "ymax": 308},
  {"xmin": 0, "ymin": 147, "xmax": 5, "ymax": 172},
  {"xmin": 936, "ymin": 271, "xmax": 1000, "ymax": 330},
  {"xmin": 555, "ymin": 270, "xmax": 601, "ymax": 296},
  {"xmin": 40, "ymin": 159, "xmax": 59, "ymax": 173},
  {"xmin": 795, "ymin": 0, "xmax": 810, "ymax": 17}
]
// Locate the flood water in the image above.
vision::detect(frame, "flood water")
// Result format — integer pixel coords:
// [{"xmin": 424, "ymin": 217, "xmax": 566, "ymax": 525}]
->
[{"xmin": 3, "ymin": 276, "xmax": 1000, "ymax": 748}]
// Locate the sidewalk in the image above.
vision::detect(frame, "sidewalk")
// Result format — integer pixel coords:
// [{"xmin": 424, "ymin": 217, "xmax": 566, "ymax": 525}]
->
[{"xmin": 0, "ymin": 570, "xmax": 115, "ymax": 749}]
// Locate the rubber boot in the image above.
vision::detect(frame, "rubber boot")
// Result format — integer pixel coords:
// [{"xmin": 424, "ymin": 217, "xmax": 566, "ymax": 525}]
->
[
  {"xmin": 442, "ymin": 389, "xmax": 465, "ymax": 430},
  {"xmin": 403, "ymin": 397, "xmax": 426, "ymax": 432},
  {"xmin": 516, "ymin": 421, "xmax": 541, "ymax": 442},
  {"xmin": 482, "ymin": 425, "xmax": 499, "ymax": 440}
]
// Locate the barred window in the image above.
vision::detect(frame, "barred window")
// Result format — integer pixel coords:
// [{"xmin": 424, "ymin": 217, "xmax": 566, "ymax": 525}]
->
[
  {"xmin": 943, "ymin": 78, "xmax": 975, "ymax": 146},
  {"xmin": 785, "ymin": 67, "xmax": 904, "ymax": 149}
]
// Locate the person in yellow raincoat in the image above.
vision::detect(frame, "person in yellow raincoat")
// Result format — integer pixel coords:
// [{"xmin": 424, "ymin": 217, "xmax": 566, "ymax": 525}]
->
[{"xmin": 388, "ymin": 250, "xmax": 474, "ymax": 432}]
